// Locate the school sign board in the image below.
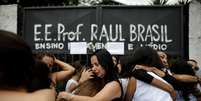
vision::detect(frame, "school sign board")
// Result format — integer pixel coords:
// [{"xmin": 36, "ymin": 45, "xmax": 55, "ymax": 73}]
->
[{"xmin": 22, "ymin": 6, "xmax": 187, "ymax": 57}]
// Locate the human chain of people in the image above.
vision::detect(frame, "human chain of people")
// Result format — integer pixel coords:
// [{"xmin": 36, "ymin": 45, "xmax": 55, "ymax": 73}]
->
[{"xmin": 1, "ymin": 1, "xmax": 200, "ymax": 101}]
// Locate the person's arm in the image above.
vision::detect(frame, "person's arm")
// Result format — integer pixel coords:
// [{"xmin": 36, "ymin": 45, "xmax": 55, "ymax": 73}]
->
[
  {"xmin": 151, "ymin": 78, "xmax": 176, "ymax": 101},
  {"xmin": 172, "ymin": 74, "xmax": 198, "ymax": 83},
  {"xmin": 133, "ymin": 69, "xmax": 176, "ymax": 100},
  {"xmin": 53, "ymin": 58, "xmax": 75, "ymax": 82},
  {"xmin": 67, "ymin": 69, "xmax": 94, "ymax": 93},
  {"xmin": 57, "ymin": 81, "xmax": 121, "ymax": 101}
]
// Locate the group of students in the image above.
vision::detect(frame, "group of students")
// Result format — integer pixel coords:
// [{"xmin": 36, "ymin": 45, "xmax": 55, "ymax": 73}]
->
[{"xmin": 0, "ymin": 29, "xmax": 201, "ymax": 101}]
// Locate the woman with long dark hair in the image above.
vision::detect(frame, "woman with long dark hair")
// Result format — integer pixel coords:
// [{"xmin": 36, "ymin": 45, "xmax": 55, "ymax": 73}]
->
[{"xmin": 57, "ymin": 49, "xmax": 123, "ymax": 101}]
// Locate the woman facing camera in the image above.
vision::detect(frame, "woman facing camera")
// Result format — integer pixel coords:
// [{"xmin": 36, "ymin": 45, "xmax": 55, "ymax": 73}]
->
[{"xmin": 57, "ymin": 49, "xmax": 123, "ymax": 101}]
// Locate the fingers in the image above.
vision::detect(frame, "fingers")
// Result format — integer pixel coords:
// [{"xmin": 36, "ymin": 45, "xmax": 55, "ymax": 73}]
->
[
  {"xmin": 57, "ymin": 92, "xmax": 68, "ymax": 101},
  {"xmin": 79, "ymin": 68, "xmax": 94, "ymax": 83}
]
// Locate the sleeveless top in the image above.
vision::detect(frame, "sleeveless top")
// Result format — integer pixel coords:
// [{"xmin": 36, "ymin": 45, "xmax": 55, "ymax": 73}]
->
[
  {"xmin": 133, "ymin": 72, "xmax": 173, "ymax": 101},
  {"xmin": 119, "ymin": 78, "xmax": 129, "ymax": 99},
  {"xmin": 112, "ymin": 80, "xmax": 124, "ymax": 101}
]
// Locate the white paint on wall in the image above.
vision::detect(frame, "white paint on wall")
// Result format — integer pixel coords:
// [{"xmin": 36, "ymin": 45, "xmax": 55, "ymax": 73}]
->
[
  {"xmin": 189, "ymin": 0, "xmax": 201, "ymax": 75},
  {"xmin": 0, "ymin": 4, "xmax": 17, "ymax": 34}
]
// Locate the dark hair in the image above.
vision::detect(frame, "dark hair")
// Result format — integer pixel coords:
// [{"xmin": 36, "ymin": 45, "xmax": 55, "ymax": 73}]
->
[
  {"xmin": 26, "ymin": 59, "xmax": 51, "ymax": 92},
  {"xmin": 118, "ymin": 55, "xmax": 133, "ymax": 78},
  {"xmin": 36, "ymin": 52, "xmax": 55, "ymax": 60},
  {"xmin": 73, "ymin": 51, "xmax": 121, "ymax": 97},
  {"xmin": 188, "ymin": 59, "xmax": 199, "ymax": 71},
  {"xmin": 73, "ymin": 77, "xmax": 104, "ymax": 96},
  {"xmin": 129, "ymin": 46, "xmax": 164, "ymax": 69},
  {"xmin": 0, "ymin": 30, "xmax": 34, "ymax": 88},
  {"xmin": 188, "ymin": 59, "xmax": 197, "ymax": 64},
  {"xmin": 91, "ymin": 49, "xmax": 119, "ymax": 82},
  {"xmin": 170, "ymin": 60, "xmax": 197, "ymax": 100},
  {"xmin": 171, "ymin": 60, "xmax": 195, "ymax": 76},
  {"xmin": 71, "ymin": 60, "xmax": 83, "ymax": 75}
]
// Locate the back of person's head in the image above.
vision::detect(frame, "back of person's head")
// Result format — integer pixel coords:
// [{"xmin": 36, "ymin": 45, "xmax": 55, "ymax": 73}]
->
[
  {"xmin": 92, "ymin": 49, "xmax": 119, "ymax": 82},
  {"xmin": 26, "ymin": 59, "xmax": 51, "ymax": 92},
  {"xmin": 170, "ymin": 60, "xmax": 195, "ymax": 76},
  {"xmin": 0, "ymin": 30, "xmax": 34, "ymax": 88},
  {"xmin": 188, "ymin": 59, "xmax": 199, "ymax": 71},
  {"xmin": 36, "ymin": 52, "xmax": 55, "ymax": 60},
  {"xmin": 73, "ymin": 75, "xmax": 104, "ymax": 97},
  {"xmin": 129, "ymin": 46, "xmax": 164, "ymax": 69},
  {"xmin": 71, "ymin": 60, "xmax": 83, "ymax": 77},
  {"xmin": 36, "ymin": 52, "xmax": 55, "ymax": 69}
]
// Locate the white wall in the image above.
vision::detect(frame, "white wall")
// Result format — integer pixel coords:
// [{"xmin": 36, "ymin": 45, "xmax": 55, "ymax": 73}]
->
[
  {"xmin": 189, "ymin": 0, "xmax": 201, "ymax": 75},
  {"xmin": 0, "ymin": 4, "xmax": 17, "ymax": 34}
]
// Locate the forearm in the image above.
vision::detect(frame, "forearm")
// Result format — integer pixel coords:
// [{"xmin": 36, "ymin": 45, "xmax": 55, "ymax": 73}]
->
[
  {"xmin": 55, "ymin": 59, "xmax": 75, "ymax": 72},
  {"xmin": 151, "ymin": 78, "xmax": 174, "ymax": 93},
  {"xmin": 162, "ymin": 73, "xmax": 182, "ymax": 90},
  {"xmin": 173, "ymin": 74, "xmax": 198, "ymax": 82},
  {"xmin": 53, "ymin": 59, "xmax": 75, "ymax": 82},
  {"xmin": 70, "ymin": 95, "xmax": 97, "ymax": 101},
  {"xmin": 57, "ymin": 92, "xmax": 103, "ymax": 101},
  {"xmin": 151, "ymin": 78, "xmax": 176, "ymax": 101}
]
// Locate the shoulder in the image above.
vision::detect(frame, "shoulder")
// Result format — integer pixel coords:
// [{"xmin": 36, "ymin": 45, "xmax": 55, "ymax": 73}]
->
[
  {"xmin": 0, "ymin": 89, "xmax": 55, "ymax": 101},
  {"xmin": 30, "ymin": 89, "xmax": 56, "ymax": 101},
  {"xmin": 104, "ymin": 80, "xmax": 121, "ymax": 91},
  {"xmin": 93, "ymin": 81, "xmax": 122, "ymax": 101}
]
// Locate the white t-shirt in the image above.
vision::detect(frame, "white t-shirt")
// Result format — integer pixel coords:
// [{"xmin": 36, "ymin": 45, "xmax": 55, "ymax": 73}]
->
[
  {"xmin": 133, "ymin": 72, "xmax": 173, "ymax": 101},
  {"xmin": 65, "ymin": 79, "xmax": 78, "ymax": 92}
]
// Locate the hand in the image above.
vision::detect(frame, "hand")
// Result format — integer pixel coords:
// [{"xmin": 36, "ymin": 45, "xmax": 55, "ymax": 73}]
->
[
  {"xmin": 57, "ymin": 92, "xmax": 73, "ymax": 101},
  {"xmin": 79, "ymin": 68, "xmax": 94, "ymax": 84},
  {"xmin": 151, "ymin": 67, "xmax": 166, "ymax": 77},
  {"xmin": 135, "ymin": 65, "xmax": 154, "ymax": 72}
]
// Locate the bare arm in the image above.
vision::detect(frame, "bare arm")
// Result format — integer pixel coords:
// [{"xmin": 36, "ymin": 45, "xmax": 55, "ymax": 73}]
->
[
  {"xmin": 134, "ymin": 65, "xmax": 176, "ymax": 100},
  {"xmin": 67, "ymin": 69, "xmax": 94, "ymax": 93},
  {"xmin": 151, "ymin": 78, "xmax": 176, "ymax": 101},
  {"xmin": 52, "ymin": 59, "xmax": 75, "ymax": 82},
  {"xmin": 0, "ymin": 89, "xmax": 56, "ymax": 101},
  {"xmin": 172, "ymin": 74, "xmax": 198, "ymax": 83},
  {"xmin": 57, "ymin": 81, "xmax": 121, "ymax": 101},
  {"xmin": 32, "ymin": 89, "xmax": 56, "ymax": 101}
]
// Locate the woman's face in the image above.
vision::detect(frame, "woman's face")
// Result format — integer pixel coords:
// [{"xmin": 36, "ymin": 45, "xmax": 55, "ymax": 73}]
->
[
  {"xmin": 157, "ymin": 51, "xmax": 169, "ymax": 67},
  {"xmin": 91, "ymin": 55, "xmax": 106, "ymax": 78},
  {"xmin": 112, "ymin": 56, "xmax": 117, "ymax": 66}
]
